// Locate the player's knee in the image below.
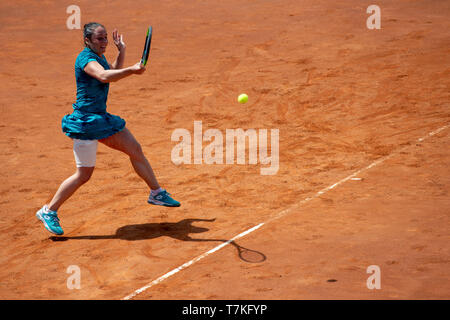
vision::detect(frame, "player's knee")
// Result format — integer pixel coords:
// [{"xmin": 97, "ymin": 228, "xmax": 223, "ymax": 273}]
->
[
  {"xmin": 129, "ymin": 142, "xmax": 144, "ymax": 160},
  {"xmin": 75, "ymin": 167, "xmax": 94, "ymax": 184}
]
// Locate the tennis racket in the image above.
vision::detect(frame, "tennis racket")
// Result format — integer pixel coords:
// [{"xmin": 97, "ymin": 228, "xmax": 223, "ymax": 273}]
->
[{"xmin": 141, "ymin": 26, "xmax": 153, "ymax": 66}]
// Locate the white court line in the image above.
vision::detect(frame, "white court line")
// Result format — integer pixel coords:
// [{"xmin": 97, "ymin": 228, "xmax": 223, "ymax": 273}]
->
[
  {"xmin": 122, "ymin": 123, "xmax": 449, "ymax": 300},
  {"xmin": 122, "ymin": 223, "xmax": 264, "ymax": 300}
]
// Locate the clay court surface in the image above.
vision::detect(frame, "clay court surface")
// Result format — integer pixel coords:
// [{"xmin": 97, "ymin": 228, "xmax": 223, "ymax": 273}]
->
[{"xmin": 0, "ymin": 0, "xmax": 449, "ymax": 299}]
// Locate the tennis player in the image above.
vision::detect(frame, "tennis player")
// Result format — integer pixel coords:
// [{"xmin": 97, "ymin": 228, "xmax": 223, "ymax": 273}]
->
[{"xmin": 36, "ymin": 22, "xmax": 180, "ymax": 236}]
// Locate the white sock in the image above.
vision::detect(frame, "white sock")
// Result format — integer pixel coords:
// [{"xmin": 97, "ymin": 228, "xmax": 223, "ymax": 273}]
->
[
  {"xmin": 151, "ymin": 187, "xmax": 164, "ymax": 196},
  {"xmin": 43, "ymin": 205, "xmax": 50, "ymax": 213}
]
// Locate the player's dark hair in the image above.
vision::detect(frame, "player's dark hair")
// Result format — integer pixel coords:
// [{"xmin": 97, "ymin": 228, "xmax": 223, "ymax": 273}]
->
[{"xmin": 83, "ymin": 22, "xmax": 105, "ymax": 47}]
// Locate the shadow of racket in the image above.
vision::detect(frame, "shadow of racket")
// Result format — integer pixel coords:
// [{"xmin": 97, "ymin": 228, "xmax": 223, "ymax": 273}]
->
[
  {"xmin": 189, "ymin": 238, "xmax": 266, "ymax": 263},
  {"xmin": 229, "ymin": 240, "xmax": 267, "ymax": 263}
]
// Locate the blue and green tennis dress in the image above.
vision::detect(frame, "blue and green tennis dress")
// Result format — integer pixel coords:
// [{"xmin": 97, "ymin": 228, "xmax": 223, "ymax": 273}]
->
[{"xmin": 62, "ymin": 47, "xmax": 125, "ymax": 140}]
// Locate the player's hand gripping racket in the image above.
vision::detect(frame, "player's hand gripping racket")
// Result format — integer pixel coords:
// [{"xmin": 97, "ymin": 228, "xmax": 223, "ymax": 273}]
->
[{"xmin": 141, "ymin": 26, "xmax": 153, "ymax": 66}]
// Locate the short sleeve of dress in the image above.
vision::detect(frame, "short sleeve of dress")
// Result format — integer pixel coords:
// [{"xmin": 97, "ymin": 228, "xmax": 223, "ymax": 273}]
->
[{"xmin": 76, "ymin": 50, "xmax": 99, "ymax": 71}]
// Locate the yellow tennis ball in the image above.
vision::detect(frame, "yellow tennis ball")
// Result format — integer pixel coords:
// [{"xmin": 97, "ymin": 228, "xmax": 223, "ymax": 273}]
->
[{"xmin": 238, "ymin": 93, "xmax": 248, "ymax": 104}]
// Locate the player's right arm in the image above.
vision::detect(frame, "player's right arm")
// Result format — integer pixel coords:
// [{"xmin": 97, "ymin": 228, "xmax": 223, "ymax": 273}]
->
[{"xmin": 84, "ymin": 60, "xmax": 145, "ymax": 83}]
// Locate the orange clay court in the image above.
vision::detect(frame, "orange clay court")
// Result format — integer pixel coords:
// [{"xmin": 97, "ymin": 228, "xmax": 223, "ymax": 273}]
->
[{"xmin": 0, "ymin": 0, "xmax": 449, "ymax": 299}]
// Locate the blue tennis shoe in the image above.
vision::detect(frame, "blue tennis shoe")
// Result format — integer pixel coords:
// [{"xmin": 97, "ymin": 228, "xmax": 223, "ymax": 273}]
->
[
  {"xmin": 36, "ymin": 205, "xmax": 64, "ymax": 235},
  {"xmin": 148, "ymin": 190, "xmax": 180, "ymax": 207}
]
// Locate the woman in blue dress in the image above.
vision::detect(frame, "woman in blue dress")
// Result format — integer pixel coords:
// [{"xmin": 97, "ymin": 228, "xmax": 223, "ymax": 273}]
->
[{"xmin": 36, "ymin": 22, "xmax": 180, "ymax": 236}]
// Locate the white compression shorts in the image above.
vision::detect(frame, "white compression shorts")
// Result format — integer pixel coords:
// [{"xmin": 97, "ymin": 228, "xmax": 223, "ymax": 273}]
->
[{"xmin": 73, "ymin": 139, "xmax": 98, "ymax": 167}]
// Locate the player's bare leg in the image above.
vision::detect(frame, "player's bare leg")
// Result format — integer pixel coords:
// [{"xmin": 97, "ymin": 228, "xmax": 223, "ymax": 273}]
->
[
  {"xmin": 99, "ymin": 127, "xmax": 180, "ymax": 207},
  {"xmin": 48, "ymin": 167, "xmax": 95, "ymax": 211},
  {"xmin": 36, "ymin": 167, "xmax": 94, "ymax": 235},
  {"xmin": 99, "ymin": 127, "xmax": 160, "ymax": 190}
]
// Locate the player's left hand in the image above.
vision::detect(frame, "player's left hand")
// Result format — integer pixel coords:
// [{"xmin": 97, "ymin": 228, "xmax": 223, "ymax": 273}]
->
[{"xmin": 112, "ymin": 29, "xmax": 126, "ymax": 51}]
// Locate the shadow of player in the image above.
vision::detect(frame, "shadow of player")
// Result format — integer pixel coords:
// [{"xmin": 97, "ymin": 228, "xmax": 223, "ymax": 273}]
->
[
  {"xmin": 50, "ymin": 218, "xmax": 266, "ymax": 263},
  {"xmin": 50, "ymin": 218, "xmax": 215, "ymax": 241}
]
